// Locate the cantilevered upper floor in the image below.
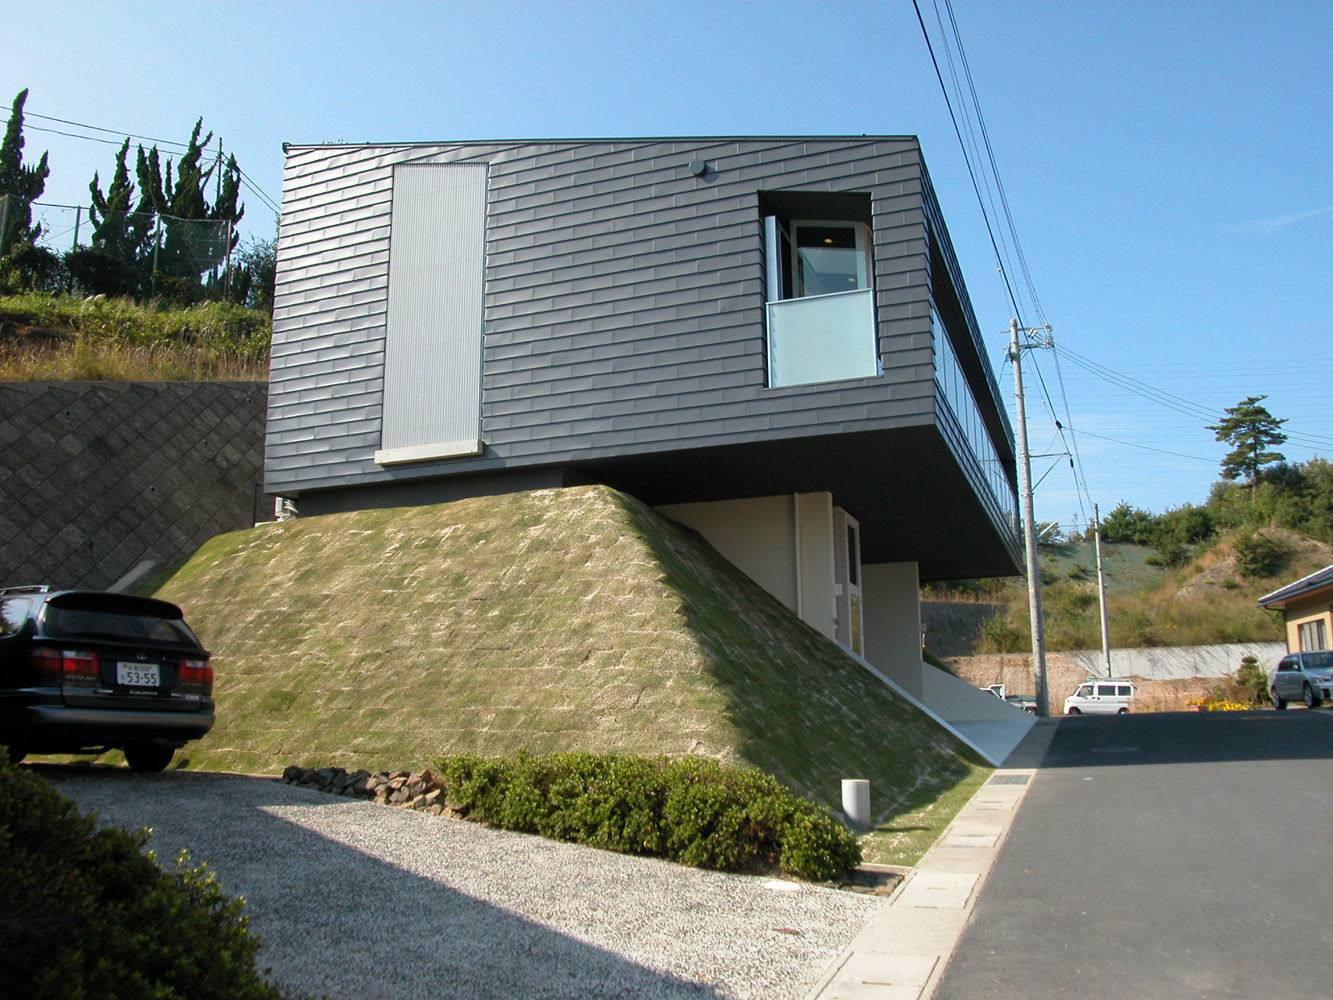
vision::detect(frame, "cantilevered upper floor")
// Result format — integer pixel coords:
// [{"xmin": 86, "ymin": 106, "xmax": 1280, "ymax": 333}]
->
[{"xmin": 266, "ymin": 136, "xmax": 1021, "ymax": 579}]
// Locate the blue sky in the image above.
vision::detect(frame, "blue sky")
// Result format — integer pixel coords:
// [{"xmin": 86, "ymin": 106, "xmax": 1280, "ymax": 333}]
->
[{"xmin": 7, "ymin": 1, "xmax": 1331, "ymax": 530}]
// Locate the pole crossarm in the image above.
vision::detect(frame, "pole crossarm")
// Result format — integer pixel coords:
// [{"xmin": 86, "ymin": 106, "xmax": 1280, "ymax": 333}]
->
[{"xmin": 1007, "ymin": 325, "xmax": 1054, "ymax": 357}]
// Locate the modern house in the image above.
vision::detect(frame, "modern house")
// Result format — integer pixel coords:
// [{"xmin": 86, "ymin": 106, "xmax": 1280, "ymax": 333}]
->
[
  {"xmin": 1259, "ymin": 565, "xmax": 1333, "ymax": 651},
  {"xmin": 266, "ymin": 136, "xmax": 1031, "ymax": 759}
]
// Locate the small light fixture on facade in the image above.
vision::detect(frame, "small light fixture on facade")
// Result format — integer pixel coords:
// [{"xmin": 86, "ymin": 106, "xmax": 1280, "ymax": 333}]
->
[{"xmin": 688, "ymin": 158, "xmax": 708, "ymax": 177}]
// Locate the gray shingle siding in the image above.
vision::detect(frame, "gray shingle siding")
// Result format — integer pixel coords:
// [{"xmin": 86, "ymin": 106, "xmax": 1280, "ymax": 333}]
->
[{"xmin": 265, "ymin": 137, "xmax": 987, "ymax": 500}]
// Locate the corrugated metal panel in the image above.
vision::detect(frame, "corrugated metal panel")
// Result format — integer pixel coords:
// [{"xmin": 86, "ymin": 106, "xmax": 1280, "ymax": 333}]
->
[{"xmin": 378, "ymin": 163, "xmax": 487, "ymax": 458}]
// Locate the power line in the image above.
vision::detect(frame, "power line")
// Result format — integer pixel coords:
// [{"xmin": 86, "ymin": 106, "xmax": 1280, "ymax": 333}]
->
[
  {"xmin": 915, "ymin": 0, "xmax": 1099, "ymax": 527},
  {"xmin": 911, "ymin": 0, "xmax": 1023, "ymax": 323},
  {"xmin": 1073, "ymin": 427, "xmax": 1217, "ymax": 464},
  {"xmin": 24, "ymin": 108, "xmax": 281, "ymax": 219},
  {"xmin": 28, "ymin": 113, "xmax": 199, "ymax": 152}
]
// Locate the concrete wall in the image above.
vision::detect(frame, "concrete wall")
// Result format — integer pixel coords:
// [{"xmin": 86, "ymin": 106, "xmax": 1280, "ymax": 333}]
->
[
  {"xmin": 862, "ymin": 562, "xmax": 923, "ymax": 696},
  {"xmin": 657, "ymin": 491, "xmax": 837, "ymax": 641},
  {"xmin": 949, "ymin": 642, "xmax": 1288, "ymax": 712},
  {"xmin": 0, "ymin": 381, "xmax": 268, "ymax": 591}
]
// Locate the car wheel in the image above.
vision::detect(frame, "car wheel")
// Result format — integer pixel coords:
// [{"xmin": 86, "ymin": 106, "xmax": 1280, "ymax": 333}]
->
[
  {"xmin": 1117, "ymin": 708, "xmax": 1129, "ymax": 715},
  {"xmin": 124, "ymin": 743, "xmax": 174, "ymax": 773},
  {"xmin": 1303, "ymin": 683, "xmax": 1321, "ymax": 710},
  {"xmin": 1272, "ymin": 687, "xmax": 1287, "ymax": 710},
  {"xmin": 1067, "ymin": 707, "xmax": 1081, "ymax": 715}
]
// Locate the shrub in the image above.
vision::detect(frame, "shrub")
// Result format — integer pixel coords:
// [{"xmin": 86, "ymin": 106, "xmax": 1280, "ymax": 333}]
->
[
  {"xmin": 65, "ymin": 246, "xmax": 148, "ymax": 298},
  {"xmin": 433, "ymin": 751, "xmax": 861, "ymax": 881},
  {"xmin": 0, "ymin": 243, "xmax": 66, "ymax": 294},
  {"xmin": 0, "ymin": 751, "xmax": 301, "ymax": 1000},
  {"xmin": 976, "ymin": 608, "xmax": 1029, "ymax": 654},
  {"xmin": 1233, "ymin": 531, "xmax": 1290, "ymax": 579},
  {"xmin": 1235, "ymin": 655, "xmax": 1271, "ymax": 705}
]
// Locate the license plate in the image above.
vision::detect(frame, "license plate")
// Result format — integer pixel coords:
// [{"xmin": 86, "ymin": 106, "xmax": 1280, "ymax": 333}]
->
[{"xmin": 116, "ymin": 662, "xmax": 161, "ymax": 688}]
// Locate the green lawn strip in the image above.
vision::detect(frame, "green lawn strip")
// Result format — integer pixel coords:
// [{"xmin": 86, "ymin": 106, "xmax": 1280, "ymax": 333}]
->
[{"xmin": 858, "ymin": 761, "xmax": 992, "ymax": 868}]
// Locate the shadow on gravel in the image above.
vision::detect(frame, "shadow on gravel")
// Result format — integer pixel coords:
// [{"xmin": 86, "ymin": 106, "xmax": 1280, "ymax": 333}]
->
[
  {"xmin": 1038, "ymin": 710, "xmax": 1333, "ymax": 769},
  {"xmin": 40, "ymin": 766, "xmax": 728, "ymax": 1000}
]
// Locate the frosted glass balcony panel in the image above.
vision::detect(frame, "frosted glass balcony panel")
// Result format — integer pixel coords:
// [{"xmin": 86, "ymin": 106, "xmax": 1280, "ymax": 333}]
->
[{"xmin": 767, "ymin": 288, "xmax": 877, "ymax": 388}]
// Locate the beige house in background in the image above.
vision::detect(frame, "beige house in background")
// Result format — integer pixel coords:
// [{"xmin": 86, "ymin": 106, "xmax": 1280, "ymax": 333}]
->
[{"xmin": 1259, "ymin": 565, "xmax": 1333, "ymax": 651}]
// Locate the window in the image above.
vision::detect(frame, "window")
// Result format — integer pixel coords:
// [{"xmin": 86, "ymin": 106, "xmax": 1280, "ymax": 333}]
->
[
  {"xmin": 0, "ymin": 598, "xmax": 30, "ymax": 637},
  {"xmin": 762, "ymin": 193, "xmax": 878, "ymax": 389},
  {"xmin": 1298, "ymin": 620, "xmax": 1327, "ymax": 651}
]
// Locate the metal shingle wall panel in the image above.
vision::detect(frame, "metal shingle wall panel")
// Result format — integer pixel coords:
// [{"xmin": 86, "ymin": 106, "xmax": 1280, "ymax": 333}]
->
[{"xmin": 267, "ymin": 138, "xmax": 950, "ymax": 493}]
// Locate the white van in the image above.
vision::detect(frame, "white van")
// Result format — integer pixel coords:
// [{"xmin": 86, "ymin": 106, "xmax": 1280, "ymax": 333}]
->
[{"xmin": 1064, "ymin": 679, "xmax": 1136, "ymax": 715}]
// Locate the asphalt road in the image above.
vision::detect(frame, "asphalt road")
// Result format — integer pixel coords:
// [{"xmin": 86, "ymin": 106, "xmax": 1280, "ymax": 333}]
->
[{"xmin": 935, "ymin": 709, "xmax": 1333, "ymax": 1000}]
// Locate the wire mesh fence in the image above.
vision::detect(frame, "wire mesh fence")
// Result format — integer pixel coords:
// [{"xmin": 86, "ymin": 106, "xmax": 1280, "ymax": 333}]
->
[{"xmin": 4, "ymin": 196, "xmax": 237, "ymax": 296}]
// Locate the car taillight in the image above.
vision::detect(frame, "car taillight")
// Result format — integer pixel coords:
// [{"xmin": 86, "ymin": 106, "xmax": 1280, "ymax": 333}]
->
[
  {"xmin": 32, "ymin": 648, "xmax": 100, "ymax": 682},
  {"xmin": 179, "ymin": 658, "xmax": 213, "ymax": 688}
]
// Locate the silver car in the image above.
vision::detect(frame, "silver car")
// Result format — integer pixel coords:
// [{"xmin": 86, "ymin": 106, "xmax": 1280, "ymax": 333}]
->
[{"xmin": 1269, "ymin": 651, "xmax": 1333, "ymax": 710}]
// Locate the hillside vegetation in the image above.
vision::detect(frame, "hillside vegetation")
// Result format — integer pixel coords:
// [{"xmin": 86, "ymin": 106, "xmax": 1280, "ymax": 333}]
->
[
  {"xmin": 153, "ymin": 485, "xmax": 981, "ymax": 821},
  {"xmin": 953, "ymin": 527, "xmax": 1328, "ymax": 653},
  {"xmin": 0, "ymin": 292, "xmax": 269, "ymax": 380}
]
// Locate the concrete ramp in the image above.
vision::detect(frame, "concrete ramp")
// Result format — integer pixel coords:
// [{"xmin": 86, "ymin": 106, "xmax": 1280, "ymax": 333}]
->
[{"xmin": 853, "ymin": 655, "xmax": 1036, "ymax": 766}]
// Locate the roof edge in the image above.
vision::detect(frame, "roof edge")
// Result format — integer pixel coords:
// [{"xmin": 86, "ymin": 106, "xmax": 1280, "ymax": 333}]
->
[
  {"xmin": 280, "ymin": 134, "xmax": 921, "ymax": 152},
  {"xmin": 1258, "ymin": 563, "xmax": 1333, "ymax": 607}
]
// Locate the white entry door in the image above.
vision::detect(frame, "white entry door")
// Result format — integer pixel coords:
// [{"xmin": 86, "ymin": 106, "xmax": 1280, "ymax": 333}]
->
[{"xmin": 833, "ymin": 507, "xmax": 863, "ymax": 657}]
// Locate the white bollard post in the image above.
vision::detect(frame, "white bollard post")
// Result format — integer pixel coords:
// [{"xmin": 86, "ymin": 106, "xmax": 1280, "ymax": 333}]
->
[{"xmin": 841, "ymin": 778, "xmax": 871, "ymax": 831}]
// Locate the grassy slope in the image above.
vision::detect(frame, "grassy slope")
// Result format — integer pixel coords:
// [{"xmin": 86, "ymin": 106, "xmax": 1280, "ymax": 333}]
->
[
  {"xmin": 0, "ymin": 293, "xmax": 269, "ymax": 380},
  {"xmin": 963, "ymin": 530, "xmax": 1330, "ymax": 652},
  {"xmin": 155, "ymin": 484, "xmax": 981, "ymax": 820}
]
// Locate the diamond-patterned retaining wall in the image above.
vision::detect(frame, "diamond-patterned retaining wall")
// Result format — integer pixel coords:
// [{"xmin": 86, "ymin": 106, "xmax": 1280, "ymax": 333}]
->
[{"xmin": 0, "ymin": 381, "xmax": 268, "ymax": 590}]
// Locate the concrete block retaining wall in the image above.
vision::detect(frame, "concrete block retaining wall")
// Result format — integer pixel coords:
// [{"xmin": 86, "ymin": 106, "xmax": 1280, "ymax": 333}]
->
[
  {"xmin": 950, "ymin": 642, "xmax": 1287, "ymax": 711},
  {"xmin": 0, "ymin": 381, "xmax": 268, "ymax": 591}
]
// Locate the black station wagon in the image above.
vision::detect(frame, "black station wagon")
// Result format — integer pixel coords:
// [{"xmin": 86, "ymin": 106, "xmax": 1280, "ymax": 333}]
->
[{"xmin": 0, "ymin": 586, "xmax": 214, "ymax": 771}]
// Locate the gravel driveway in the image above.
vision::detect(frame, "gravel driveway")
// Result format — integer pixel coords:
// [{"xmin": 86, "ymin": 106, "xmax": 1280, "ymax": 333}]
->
[{"xmin": 47, "ymin": 768, "xmax": 881, "ymax": 1000}]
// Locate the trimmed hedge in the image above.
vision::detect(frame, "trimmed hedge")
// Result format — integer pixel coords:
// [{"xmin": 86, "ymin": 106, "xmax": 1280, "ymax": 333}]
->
[
  {"xmin": 0, "ymin": 753, "xmax": 303, "ymax": 1000},
  {"xmin": 433, "ymin": 751, "xmax": 862, "ymax": 881}
]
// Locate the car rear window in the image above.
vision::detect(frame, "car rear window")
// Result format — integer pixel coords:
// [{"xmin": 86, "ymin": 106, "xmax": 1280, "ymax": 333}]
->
[
  {"xmin": 0, "ymin": 598, "xmax": 31, "ymax": 637},
  {"xmin": 44, "ymin": 607, "xmax": 198, "ymax": 646}
]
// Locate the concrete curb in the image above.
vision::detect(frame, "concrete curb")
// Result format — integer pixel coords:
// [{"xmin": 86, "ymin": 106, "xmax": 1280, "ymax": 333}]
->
[{"xmin": 807, "ymin": 718, "xmax": 1060, "ymax": 1000}]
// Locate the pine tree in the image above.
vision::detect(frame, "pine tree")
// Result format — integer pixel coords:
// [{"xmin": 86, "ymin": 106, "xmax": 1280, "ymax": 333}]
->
[
  {"xmin": 0, "ymin": 89, "xmax": 51, "ymax": 253},
  {"xmin": 1208, "ymin": 395, "xmax": 1289, "ymax": 496}
]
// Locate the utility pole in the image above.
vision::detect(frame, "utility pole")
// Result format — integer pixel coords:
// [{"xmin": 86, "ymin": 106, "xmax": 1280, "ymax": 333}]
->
[
  {"xmin": 1093, "ymin": 503, "xmax": 1112, "ymax": 677},
  {"xmin": 1008, "ymin": 319, "xmax": 1054, "ymax": 715}
]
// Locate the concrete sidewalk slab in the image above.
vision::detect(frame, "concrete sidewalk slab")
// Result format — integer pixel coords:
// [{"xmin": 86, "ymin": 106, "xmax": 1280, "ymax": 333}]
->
[{"xmin": 807, "ymin": 718, "xmax": 1060, "ymax": 1000}]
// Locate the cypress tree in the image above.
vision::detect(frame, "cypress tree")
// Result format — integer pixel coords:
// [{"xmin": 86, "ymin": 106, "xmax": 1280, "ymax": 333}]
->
[{"xmin": 0, "ymin": 88, "xmax": 51, "ymax": 253}]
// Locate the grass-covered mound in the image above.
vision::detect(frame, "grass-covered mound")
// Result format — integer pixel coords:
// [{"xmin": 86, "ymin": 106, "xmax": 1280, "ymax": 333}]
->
[
  {"xmin": 155, "ymin": 484, "xmax": 980, "ymax": 822},
  {"xmin": 0, "ymin": 753, "xmax": 300, "ymax": 1000}
]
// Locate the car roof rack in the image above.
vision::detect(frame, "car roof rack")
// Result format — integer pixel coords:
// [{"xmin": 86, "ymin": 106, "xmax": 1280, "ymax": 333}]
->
[{"xmin": 0, "ymin": 585, "xmax": 52, "ymax": 596}]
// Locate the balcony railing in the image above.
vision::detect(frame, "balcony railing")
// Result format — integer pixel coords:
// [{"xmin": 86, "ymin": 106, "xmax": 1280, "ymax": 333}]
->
[{"xmin": 766, "ymin": 288, "xmax": 878, "ymax": 389}]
